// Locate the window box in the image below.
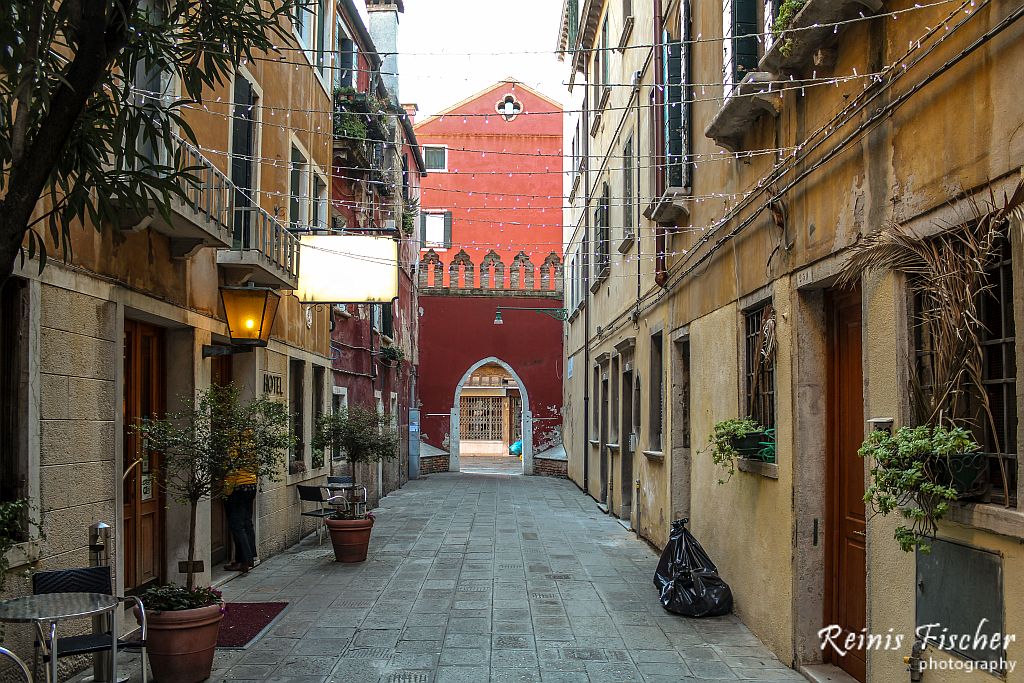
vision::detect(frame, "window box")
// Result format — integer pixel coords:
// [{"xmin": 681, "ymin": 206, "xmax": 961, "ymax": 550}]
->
[
  {"xmin": 589, "ymin": 265, "xmax": 610, "ymax": 293},
  {"xmin": 644, "ymin": 187, "xmax": 692, "ymax": 224},
  {"xmin": 617, "ymin": 236, "xmax": 634, "ymax": 254},
  {"xmin": 642, "ymin": 450, "xmax": 665, "ymax": 461},
  {"xmin": 737, "ymin": 459, "xmax": 779, "ymax": 479},
  {"xmin": 760, "ymin": 0, "xmax": 883, "ymax": 76},
  {"xmin": 704, "ymin": 72, "xmax": 782, "ymax": 152}
]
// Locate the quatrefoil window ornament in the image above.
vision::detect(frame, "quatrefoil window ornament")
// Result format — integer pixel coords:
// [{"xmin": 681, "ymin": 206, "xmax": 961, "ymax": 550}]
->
[{"xmin": 495, "ymin": 93, "xmax": 523, "ymax": 121}]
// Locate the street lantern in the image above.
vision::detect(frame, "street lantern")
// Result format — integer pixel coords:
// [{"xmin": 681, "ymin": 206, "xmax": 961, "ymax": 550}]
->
[
  {"xmin": 203, "ymin": 285, "xmax": 281, "ymax": 357},
  {"xmin": 493, "ymin": 310, "xmax": 504, "ymax": 325},
  {"xmin": 221, "ymin": 285, "xmax": 281, "ymax": 346}
]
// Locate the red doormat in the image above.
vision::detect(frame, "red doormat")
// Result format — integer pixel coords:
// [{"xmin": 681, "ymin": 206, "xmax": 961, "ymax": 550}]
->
[{"xmin": 216, "ymin": 602, "xmax": 289, "ymax": 649}]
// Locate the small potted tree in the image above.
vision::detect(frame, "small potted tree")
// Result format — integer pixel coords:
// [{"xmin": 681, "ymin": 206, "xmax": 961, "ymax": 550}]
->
[
  {"xmin": 313, "ymin": 406, "xmax": 398, "ymax": 562},
  {"xmin": 133, "ymin": 385, "xmax": 291, "ymax": 682}
]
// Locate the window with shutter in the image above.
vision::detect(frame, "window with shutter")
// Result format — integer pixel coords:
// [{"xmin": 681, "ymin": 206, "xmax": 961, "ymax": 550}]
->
[
  {"xmin": 567, "ymin": 0, "xmax": 579, "ymax": 49},
  {"xmin": 231, "ymin": 74, "xmax": 257, "ymax": 245},
  {"xmin": 290, "ymin": 145, "xmax": 309, "ymax": 229},
  {"xmin": 315, "ymin": 0, "xmax": 326, "ymax": 76},
  {"xmin": 730, "ymin": 0, "xmax": 759, "ymax": 86},
  {"xmin": 338, "ymin": 37, "xmax": 356, "ymax": 89},
  {"xmin": 419, "ymin": 213, "xmax": 427, "ymax": 246},
  {"xmin": 623, "ymin": 137, "xmax": 634, "ymax": 241},
  {"xmin": 664, "ymin": 37, "xmax": 684, "ymax": 189},
  {"xmin": 443, "ymin": 211, "xmax": 453, "ymax": 248}
]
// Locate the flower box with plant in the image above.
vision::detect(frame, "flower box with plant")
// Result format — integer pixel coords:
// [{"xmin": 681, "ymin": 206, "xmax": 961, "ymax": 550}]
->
[
  {"xmin": 858, "ymin": 424, "xmax": 980, "ymax": 553},
  {"xmin": 313, "ymin": 406, "xmax": 398, "ymax": 562},
  {"xmin": 704, "ymin": 418, "xmax": 774, "ymax": 484},
  {"xmin": 132, "ymin": 384, "xmax": 291, "ymax": 682},
  {"xmin": 378, "ymin": 345, "xmax": 405, "ymax": 367}
]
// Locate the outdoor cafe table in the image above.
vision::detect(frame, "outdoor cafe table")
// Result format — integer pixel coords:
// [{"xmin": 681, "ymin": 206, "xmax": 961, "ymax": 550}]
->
[{"xmin": 0, "ymin": 592, "xmax": 119, "ymax": 683}]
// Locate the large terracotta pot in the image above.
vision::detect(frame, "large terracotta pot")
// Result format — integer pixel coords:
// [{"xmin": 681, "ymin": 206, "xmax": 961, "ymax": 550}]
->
[
  {"xmin": 136, "ymin": 603, "xmax": 223, "ymax": 682},
  {"xmin": 326, "ymin": 516, "xmax": 374, "ymax": 562}
]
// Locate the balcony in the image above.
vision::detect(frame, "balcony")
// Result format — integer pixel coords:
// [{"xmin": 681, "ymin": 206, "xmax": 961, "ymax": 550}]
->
[
  {"xmin": 113, "ymin": 137, "xmax": 234, "ymax": 257},
  {"xmin": 216, "ymin": 206, "xmax": 301, "ymax": 289},
  {"xmin": 704, "ymin": 73, "xmax": 782, "ymax": 152},
  {"xmin": 760, "ymin": 0, "xmax": 883, "ymax": 76}
]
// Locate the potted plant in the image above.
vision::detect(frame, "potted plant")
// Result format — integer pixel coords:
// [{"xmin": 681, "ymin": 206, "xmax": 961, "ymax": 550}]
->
[
  {"xmin": 0, "ymin": 499, "xmax": 39, "ymax": 593},
  {"xmin": 704, "ymin": 418, "xmax": 773, "ymax": 484},
  {"xmin": 378, "ymin": 345, "xmax": 405, "ymax": 367},
  {"xmin": 133, "ymin": 385, "xmax": 292, "ymax": 682},
  {"xmin": 858, "ymin": 424, "xmax": 979, "ymax": 553},
  {"xmin": 312, "ymin": 406, "xmax": 398, "ymax": 562}
]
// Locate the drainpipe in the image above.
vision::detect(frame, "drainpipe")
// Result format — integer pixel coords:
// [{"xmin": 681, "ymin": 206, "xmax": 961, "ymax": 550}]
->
[
  {"xmin": 653, "ymin": 0, "xmax": 669, "ymax": 288},
  {"xmin": 581, "ymin": 57, "xmax": 592, "ymax": 494}
]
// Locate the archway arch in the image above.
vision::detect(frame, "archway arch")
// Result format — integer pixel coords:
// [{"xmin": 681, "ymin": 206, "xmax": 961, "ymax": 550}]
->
[{"xmin": 450, "ymin": 356, "xmax": 533, "ymax": 474}]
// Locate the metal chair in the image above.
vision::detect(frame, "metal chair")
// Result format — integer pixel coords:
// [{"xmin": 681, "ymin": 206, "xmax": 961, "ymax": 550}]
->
[
  {"xmin": 326, "ymin": 477, "xmax": 368, "ymax": 517},
  {"xmin": 297, "ymin": 485, "xmax": 344, "ymax": 544},
  {"xmin": 31, "ymin": 566, "xmax": 146, "ymax": 683},
  {"xmin": 0, "ymin": 645, "xmax": 32, "ymax": 682}
]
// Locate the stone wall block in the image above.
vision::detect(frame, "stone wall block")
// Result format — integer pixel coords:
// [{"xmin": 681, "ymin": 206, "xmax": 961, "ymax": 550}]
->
[
  {"xmin": 40, "ymin": 286, "xmax": 116, "ymax": 341},
  {"xmin": 41, "ymin": 328, "xmax": 116, "ymax": 380},
  {"xmin": 41, "ymin": 420, "xmax": 115, "ymax": 465},
  {"xmin": 41, "ymin": 501, "xmax": 115, "ymax": 557},
  {"xmin": 68, "ymin": 377, "xmax": 116, "ymax": 421},
  {"xmin": 40, "ymin": 373, "xmax": 70, "ymax": 420},
  {"xmin": 41, "ymin": 461, "xmax": 114, "ymax": 510}
]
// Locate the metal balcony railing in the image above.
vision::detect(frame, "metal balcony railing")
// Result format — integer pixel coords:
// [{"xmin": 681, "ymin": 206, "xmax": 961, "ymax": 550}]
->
[
  {"xmin": 172, "ymin": 137, "xmax": 233, "ymax": 234},
  {"xmin": 231, "ymin": 205, "xmax": 301, "ymax": 282}
]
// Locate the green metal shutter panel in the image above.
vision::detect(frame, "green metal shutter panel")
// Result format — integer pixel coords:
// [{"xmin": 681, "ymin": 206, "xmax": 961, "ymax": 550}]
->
[
  {"xmin": 315, "ymin": 0, "xmax": 326, "ymax": 72},
  {"xmin": 443, "ymin": 211, "xmax": 453, "ymax": 248},
  {"xmin": 665, "ymin": 39, "xmax": 684, "ymax": 189},
  {"xmin": 733, "ymin": 0, "xmax": 759, "ymax": 81},
  {"xmin": 231, "ymin": 76, "xmax": 255, "ymax": 245},
  {"xmin": 680, "ymin": 0, "xmax": 692, "ymax": 189},
  {"xmin": 340, "ymin": 38, "xmax": 355, "ymax": 88},
  {"xmin": 567, "ymin": 0, "xmax": 579, "ymax": 49},
  {"xmin": 419, "ymin": 213, "xmax": 427, "ymax": 245}
]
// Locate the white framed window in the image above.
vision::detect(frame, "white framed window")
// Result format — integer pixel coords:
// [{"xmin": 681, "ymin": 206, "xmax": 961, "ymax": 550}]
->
[
  {"xmin": 312, "ymin": 173, "xmax": 329, "ymax": 230},
  {"xmin": 289, "ymin": 144, "xmax": 310, "ymax": 229},
  {"xmin": 423, "ymin": 146, "xmax": 448, "ymax": 172},
  {"xmin": 420, "ymin": 211, "xmax": 451, "ymax": 249}
]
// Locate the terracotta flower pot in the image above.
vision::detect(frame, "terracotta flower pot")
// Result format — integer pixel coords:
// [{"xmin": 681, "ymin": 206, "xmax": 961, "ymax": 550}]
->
[
  {"xmin": 136, "ymin": 603, "xmax": 223, "ymax": 682},
  {"xmin": 326, "ymin": 516, "xmax": 374, "ymax": 562}
]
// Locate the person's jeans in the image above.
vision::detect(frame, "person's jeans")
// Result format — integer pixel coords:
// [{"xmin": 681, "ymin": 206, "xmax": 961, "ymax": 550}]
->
[{"xmin": 225, "ymin": 484, "xmax": 257, "ymax": 566}]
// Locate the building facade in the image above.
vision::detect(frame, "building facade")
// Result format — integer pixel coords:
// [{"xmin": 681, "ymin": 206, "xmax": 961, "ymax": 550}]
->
[
  {"xmin": 559, "ymin": 0, "xmax": 1024, "ymax": 681},
  {"xmin": 414, "ymin": 80, "xmax": 567, "ymax": 476},
  {"xmin": 329, "ymin": 0, "xmax": 424, "ymax": 506}
]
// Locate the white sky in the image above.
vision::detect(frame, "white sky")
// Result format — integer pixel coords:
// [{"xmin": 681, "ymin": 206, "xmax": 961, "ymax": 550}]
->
[{"xmin": 387, "ymin": 0, "xmax": 571, "ymax": 118}]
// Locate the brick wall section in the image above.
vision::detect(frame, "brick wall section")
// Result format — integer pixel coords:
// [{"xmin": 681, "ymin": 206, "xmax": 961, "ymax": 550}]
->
[
  {"xmin": 419, "ymin": 455, "xmax": 450, "ymax": 475},
  {"xmin": 534, "ymin": 458, "xmax": 568, "ymax": 479}
]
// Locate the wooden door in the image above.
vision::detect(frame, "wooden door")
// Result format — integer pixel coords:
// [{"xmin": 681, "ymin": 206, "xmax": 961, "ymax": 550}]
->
[
  {"xmin": 210, "ymin": 353, "xmax": 232, "ymax": 566},
  {"xmin": 826, "ymin": 286, "xmax": 867, "ymax": 681},
  {"xmin": 122, "ymin": 320, "xmax": 166, "ymax": 593},
  {"xmin": 620, "ymin": 368, "xmax": 634, "ymax": 520}
]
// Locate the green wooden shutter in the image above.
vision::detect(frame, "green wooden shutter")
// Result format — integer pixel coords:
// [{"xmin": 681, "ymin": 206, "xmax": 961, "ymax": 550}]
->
[
  {"xmin": 443, "ymin": 211, "xmax": 453, "ymax": 248},
  {"xmin": 340, "ymin": 38, "xmax": 355, "ymax": 88},
  {"xmin": 665, "ymin": 38, "xmax": 684, "ymax": 189},
  {"xmin": 419, "ymin": 213, "xmax": 427, "ymax": 245},
  {"xmin": 315, "ymin": 0, "xmax": 326, "ymax": 73},
  {"xmin": 733, "ymin": 0, "xmax": 759, "ymax": 81}
]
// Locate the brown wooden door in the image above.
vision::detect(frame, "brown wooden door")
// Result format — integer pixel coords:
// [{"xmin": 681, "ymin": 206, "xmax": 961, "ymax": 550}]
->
[
  {"xmin": 122, "ymin": 320, "xmax": 166, "ymax": 593},
  {"xmin": 826, "ymin": 286, "xmax": 867, "ymax": 682}
]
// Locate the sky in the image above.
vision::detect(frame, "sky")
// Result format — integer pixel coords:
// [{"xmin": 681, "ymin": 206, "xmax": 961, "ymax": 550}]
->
[{"xmin": 386, "ymin": 0, "xmax": 572, "ymax": 118}]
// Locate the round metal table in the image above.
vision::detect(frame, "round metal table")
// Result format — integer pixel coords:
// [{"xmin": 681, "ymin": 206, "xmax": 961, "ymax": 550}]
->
[{"xmin": 0, "ymin": 593, "xmax": 119, "ymax": 683}]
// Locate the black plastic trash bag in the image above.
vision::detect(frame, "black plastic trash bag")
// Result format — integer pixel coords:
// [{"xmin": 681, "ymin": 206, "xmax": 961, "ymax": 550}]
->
[{"xmin": 653, "ymin": 518, "xmax": 733, "ymax": 617}]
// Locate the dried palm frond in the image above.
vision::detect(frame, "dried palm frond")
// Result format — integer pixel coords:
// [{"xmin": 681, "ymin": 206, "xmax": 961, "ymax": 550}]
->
[{"xmin": 838, "ymin": 180, "xmax": 1024, "ymax": 503}]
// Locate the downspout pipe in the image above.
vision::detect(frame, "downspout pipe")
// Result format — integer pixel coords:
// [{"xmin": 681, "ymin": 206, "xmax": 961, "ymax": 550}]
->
[
  {"xmin": 653, "ymin": 0, "xmax": 669, "ymax": 287},
  {"xmin": 581, "ymin": 59, "xmax": 592, "ymax": 495}
]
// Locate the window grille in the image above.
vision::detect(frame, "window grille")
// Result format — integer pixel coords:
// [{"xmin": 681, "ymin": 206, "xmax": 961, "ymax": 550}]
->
[
  {"xmin": 913, "ymin": 237, "xmax": 1017, "ymax": 505},
  {"xmin": 744, "ymin": 302, "xmax": 776, "ymax": 431},
  {"xmin": 511, "ymin": 395, "xmax": 523, "ymax": 442},
  {"xmin": 460, "ymin": 396, "xmax": 504, "ymax": 440}
]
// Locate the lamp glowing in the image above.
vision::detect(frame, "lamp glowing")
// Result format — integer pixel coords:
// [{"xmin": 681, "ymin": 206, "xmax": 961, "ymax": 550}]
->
[{"xmin": 219, "ymin": 285, "xmax": 281, "ymax": 347}]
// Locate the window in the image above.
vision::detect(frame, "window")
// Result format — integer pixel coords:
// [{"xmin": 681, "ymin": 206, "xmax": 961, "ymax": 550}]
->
[
  {"xmin": 420, "ymin": 211, "xmax": 452, "ymax": 249},
  {"xmin": 495, "ymin": 94, "xmax": 523, "ymax": 122},
  {"xmin": 331, "ymin": 387, "xmax": 348, "ymax": 462},
  {"xmin": 315, "ymin": 0, "xmax": 327, "ymax": 77},
  {"xmin": 622, "ymin": 137, "xmax": 634, "ymax": 243},
  {"xmin": 592, "ymin": 20, "xmax": 610, "ymax": 111},
  {"xmin": 289, "ymin": 359, "xmax": 306, "ymax": 473},
  {"xmin": 592, "ymin": 366, "xmax": 601, "ymax": 435},
  {"xmin": 649, "ymin": 332, "xmax": 664, "ymax": 451},
  {"xmin": 313, "ymin": 366, "xmax": 325, "ymax": 467},
  {"xmin": 380, "ymin": 302, "xmax": 394, "ymax": 339},
  {"xmin": 663, "ymin": 1, "xmax": 691, "ymax": 189},
  {"xmin": 0, "ymin": 279, "xmax": 28, "ymax": 519},
  {"xmin": 312, "ymin": 174, "xmax": 328, "ymax": 230},
  {"xmin": 294, "ymin": 0, "xmax": 321, "ymax": 67},
  {"xmin": 594, "ymin": 183, "xmax": 610, "ymax": 276},
  {"xmin": 723, "ymin": 0, "xmax": 759, "ymax": 91},
  {"xmin": 231, "ymin": 73, "xmax": 259, "ymax": 244},
  {"xmin": 673, "ymin": 338, "xmax": 692, "ymax": 449},
  {"xmin": 914, "ymin": 237, "xmax": 1017, "ymax": 505},
  {"xmin": 744, "ymin": 302, "xmax": 777, "ymax": 432},
  {"xmin": 335, "ymin": 21, "xmax": 357, "ymax": 89},
  {"xmin": 610, "ymin": 356, "xmax": 620, "ymax": 443},
  {"xmin": 289, "ymin": 145, "xmax": 309, "ymax": 229},
  {"xmin": 423, "ymin": 146, "xmax": 447, "ymax": 172}
]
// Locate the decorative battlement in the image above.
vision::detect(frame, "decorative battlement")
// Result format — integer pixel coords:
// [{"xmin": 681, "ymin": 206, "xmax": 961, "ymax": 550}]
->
[{"xmin": 419, "ymin": 249, "xmax": 562, "ymax": 295}]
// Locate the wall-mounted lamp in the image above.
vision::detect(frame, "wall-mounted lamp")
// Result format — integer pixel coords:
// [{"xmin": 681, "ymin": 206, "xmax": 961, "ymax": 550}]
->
[
  {"xmin": 493, "ymin": 306, "xmax": 569, "ymax": 325},
  {"xmin": 203, "ymin": 284, "xmax": 282, "ymax": 358}
]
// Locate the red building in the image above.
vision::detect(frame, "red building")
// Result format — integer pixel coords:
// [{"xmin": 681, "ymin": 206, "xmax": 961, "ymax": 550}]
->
[
  {"xmin": 414, "ymin": 79, "xmax": 566, "ymax": 477},
  {"xmin": 329, "ymin": 0, "xmax": 424, "ymax": 504}
]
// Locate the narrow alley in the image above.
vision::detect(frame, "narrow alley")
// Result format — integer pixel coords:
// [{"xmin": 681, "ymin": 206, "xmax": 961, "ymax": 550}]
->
[{"xmin": 206, "ymin": 473, "xmax": 800, "ymax": 682}]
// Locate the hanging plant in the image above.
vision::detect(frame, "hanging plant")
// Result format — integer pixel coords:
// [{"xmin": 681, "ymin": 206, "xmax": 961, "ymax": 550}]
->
[
  {"xmin": 704, "ymin": 418, "xmax": 773, "ymax": 484},
  {"xmin": 773, "ymin": 0, "xmax": 805, "ymax": 56},
  {"xmin": 378, "ymin": 345, "xmax": 405, "ymax": 367},
  {"xmin": 333, "ymin": 110, "xmax": 367, "ymax": 142}
]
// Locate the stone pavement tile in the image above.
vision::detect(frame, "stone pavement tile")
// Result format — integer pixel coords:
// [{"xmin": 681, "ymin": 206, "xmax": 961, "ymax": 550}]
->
[
  {"xmin": 631, "ymin": 649, "xmax": 683, "ymax": 663},
  {"xmin": 272, "ymin": 656, "xmax": 340, "ymax": 677},
  {"xmin": 493, "ymin": 621, "xmax": 534, "ymax": 634},
  {"xmin": 241, "ymin": 648, "xmax": 296, "ymax": 666},
  {"xmin": 354, "ymin": 629, "xmax": 402, "ymax": 648},
  {"xmin": 685, "ymin": 658, "xmax": 740, "ymax": 679},
  {"xmin": 444, "ymin": 632, "xmax": 491, "ymax": 649},
  {"xmin": 406, "ymin": 613, "xmax": 449, "ymax": 627},
  {"xmin": 447, "ymin": 617, "xmax": 491, "ymax": 633},
  {"xmin": 292, "ymin": 638, "xmax": 350, "ymax": 656},
  {"xmin": 265, "ymin": 676, "xmax": 328, "ymax": 683},
  {"xmin": 729, "ymin": 668, "xmax": 807, "ymax": 681},
  {"xmin": 399, "ymin": 639, "xmax": 444, "ymax": 654},
  {"xmin": 582, "ymin": 661, "xmax": 642, "ymax": 682},
  {"xmin": 618, "ymin": 626, "xmax": 672, "ymax": 649},
  {"xmin": 440, "ymin": 647, "xmax": 492, "ymax": 665},
  {"xmin": 490, "ymin": 668, "xmax": 542, "ymax": 683},
  {"xmin": 328, "ymin": 658, "xmax": 388, "ymax": 681},
  {"xmin": 728, "ymin": 655, "xmax": 792, "ymax": 669},
  {"xmin": 224, "ymin": 663, "xmax": 276, "ymax": 680},
  {"xmin": 492, "ymin": 634, "xmax": 534, "ymax": 650},
  {"xmin": 403, "ymin": 626, "xmax": 445, "ymax": 641},
  {"xmin": 539, "ymin": 671, "xmax": 589, "ymax": 683},
  {"xmin": 637, "ymin": 660, "xmax": 694, "ymax": 678},
  {"xmin": 435, "ymin": 665, "xmax": 491, "ymax": 683},
  {"xmin": 490, "ymin": 649, "xmax": 540, "ymax": 668}
]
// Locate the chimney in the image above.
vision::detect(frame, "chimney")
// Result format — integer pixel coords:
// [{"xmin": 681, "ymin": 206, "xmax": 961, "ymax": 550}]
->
[
  {"xmin": 401, "ymin": 103, "xmax": 418, "ymax": 125},
  {"xmin": 367, "ymin": 0, "xmax": 405, "ymax": 102}
]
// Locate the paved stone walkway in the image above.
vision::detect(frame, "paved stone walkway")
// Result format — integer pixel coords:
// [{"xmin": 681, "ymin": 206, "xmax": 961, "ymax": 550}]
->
[
  {"xmin": 458, "ymin": 454, "xmax": 523, "ymax": 475},
  {"xmin": 210, "ymin": 473, "xmax": 803, "ymax": 682}
]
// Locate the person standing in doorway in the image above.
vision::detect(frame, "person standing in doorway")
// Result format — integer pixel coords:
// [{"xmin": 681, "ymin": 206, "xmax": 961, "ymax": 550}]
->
[{"xmin": 223, "ymin": 464, "xmax": 258, "ymax": 572}]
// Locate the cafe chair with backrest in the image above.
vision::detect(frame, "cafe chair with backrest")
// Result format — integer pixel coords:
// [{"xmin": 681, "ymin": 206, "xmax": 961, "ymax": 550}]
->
[
  {"xmin": 297, "ymin": 484, "xmax": 345, "ymax": 544},
  {"xmin": 31, "ymin": 566, "xmax": 146, "ymax": 683},
  {"xmin": 326, "ymin": 476, "xmax": 368, "ymax": 518},
  {"xmin": 0, "ymin": 645, "xmax": 32, "ymax": 682}
]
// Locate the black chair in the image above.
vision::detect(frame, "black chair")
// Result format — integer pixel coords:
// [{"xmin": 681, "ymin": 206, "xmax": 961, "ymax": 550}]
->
[
  {"xmin": 297, "ymin": 485, "xmax": 345, "ymax": 544},
  {"xmin": 31, "ymin": 566, "xmax": 146, "ymax": 683},
  {"xmin": 326, "ymin": 477, "xmax": 368, "ymax": 517},
  {"xmin": 0, "ymin": 645, "xmax": 32, "ymax": 682}
]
